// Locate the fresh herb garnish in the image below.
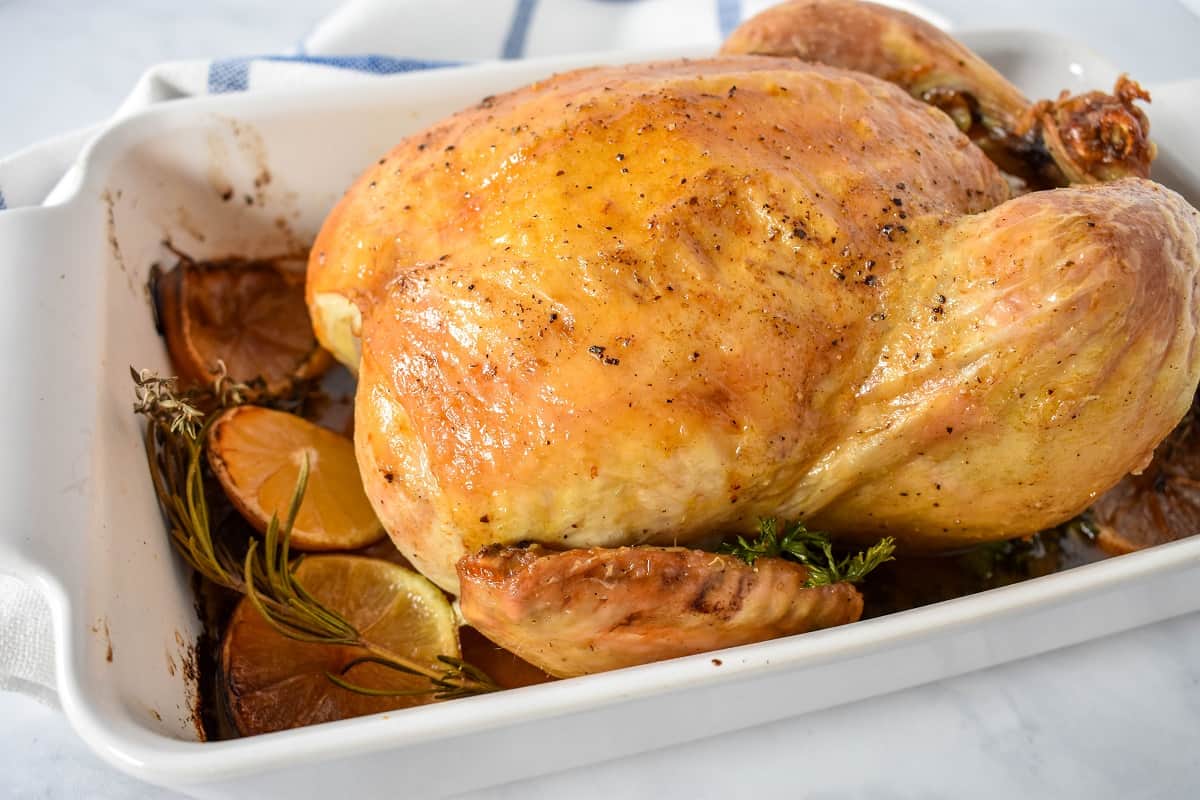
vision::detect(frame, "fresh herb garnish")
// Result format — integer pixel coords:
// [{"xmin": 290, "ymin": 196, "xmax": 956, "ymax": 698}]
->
[
  {"xmin": 132, "ymin": 365, "xmax": 498, "ymax": 699},
  {"xmin": 720, "ymin": 518, "xmax": 896, "ymax": 587}
]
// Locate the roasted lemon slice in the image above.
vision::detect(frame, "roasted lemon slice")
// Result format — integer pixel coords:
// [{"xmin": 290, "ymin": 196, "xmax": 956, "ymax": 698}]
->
[
  {"xmin": 221, "ymin": 555, "xmax": 460, "ymax": 736},
  {"xmin": 158, "ymin": 257, "xmax": 330, "ymax": 393},
  {"xmin": 208, "ymin": 406, "xmax": 384, "ymax": 551}
]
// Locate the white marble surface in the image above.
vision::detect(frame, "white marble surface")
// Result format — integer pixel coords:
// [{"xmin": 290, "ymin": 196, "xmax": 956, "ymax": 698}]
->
[
  {"xmin": 2, "ymin": 1, "xmax": 1200, "ymax": 798},
  {"xmin": 0, "ymin": 0, "xmax": 339, "ymax": 157}
]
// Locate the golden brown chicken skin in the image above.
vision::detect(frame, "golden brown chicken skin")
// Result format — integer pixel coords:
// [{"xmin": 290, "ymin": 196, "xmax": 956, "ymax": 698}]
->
[
  {"xmin": 457, "ymin": 545, "xmax": 862, "ymax": 677},
  {"xmin": 309, "ymin": 58, "xmax": 1200, "ymax": 593},
  {"xmin": 806, "ymin": 178, "xmax": 1200, "ymax": 547},
  {"xmin": 721, "ymin": 0, "xmax": 1156, "ymax": 186}
]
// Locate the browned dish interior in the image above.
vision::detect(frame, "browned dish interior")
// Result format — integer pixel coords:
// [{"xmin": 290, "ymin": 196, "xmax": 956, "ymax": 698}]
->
[{"xmin": 1091, "ymin": 399, "xmax": 1200, "ymax": 555}]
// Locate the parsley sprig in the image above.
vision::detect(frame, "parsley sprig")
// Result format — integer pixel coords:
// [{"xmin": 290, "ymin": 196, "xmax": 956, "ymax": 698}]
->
[{"xmin": 720, "ymin": 518, "xmax": 896, "ymax": 587}]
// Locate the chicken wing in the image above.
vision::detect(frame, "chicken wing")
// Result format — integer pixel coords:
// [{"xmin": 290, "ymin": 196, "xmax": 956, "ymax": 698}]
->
[
  {"xmin": 457, "ymin": 545, "xmax": 862, "ymax": 677},
  {"xmin": 720, "ymin": 0, "xmax": 1155, "ymax": 186}
]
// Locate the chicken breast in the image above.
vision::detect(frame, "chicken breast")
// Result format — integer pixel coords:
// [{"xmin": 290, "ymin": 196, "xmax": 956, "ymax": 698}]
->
[
  {"xmin": 457, "ymin": 545, "xmax": 862, "ymax": 677},
  {"xmin": 309, "ymin": 57, "xmax": 1200, "ymax": 592}
]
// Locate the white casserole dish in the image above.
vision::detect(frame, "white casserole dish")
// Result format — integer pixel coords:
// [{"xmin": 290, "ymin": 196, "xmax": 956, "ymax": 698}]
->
[{"xmin": 1, "ymin": 32, "xmax": 1199, "ymax": 799}]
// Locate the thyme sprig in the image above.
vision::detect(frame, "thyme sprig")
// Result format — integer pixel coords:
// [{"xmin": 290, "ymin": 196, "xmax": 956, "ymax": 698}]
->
[
  {"xmin": 133, "ymin": 365, "xmax": 499, "ymax": 700},
  {"xmin": 720, "ymin": 518, "xmax": 896, "ymax": 587}
]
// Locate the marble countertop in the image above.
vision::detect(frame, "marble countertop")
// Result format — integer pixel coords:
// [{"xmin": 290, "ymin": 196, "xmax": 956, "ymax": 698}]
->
[{"xmin": 3, "ymin": 1, "xmax": 1200, "ymax": 797}]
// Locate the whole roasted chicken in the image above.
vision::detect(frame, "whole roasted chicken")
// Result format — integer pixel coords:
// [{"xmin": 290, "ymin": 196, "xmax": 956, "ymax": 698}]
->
[{"xmin": 307, "ymin": 1, "xmax": 1200, "ymax": 676}]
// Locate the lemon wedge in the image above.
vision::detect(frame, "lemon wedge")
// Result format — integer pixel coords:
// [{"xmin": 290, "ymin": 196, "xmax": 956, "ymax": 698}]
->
[{"xmin": 221, "ymin": 555, "xmax": 460, "ymax": 736}]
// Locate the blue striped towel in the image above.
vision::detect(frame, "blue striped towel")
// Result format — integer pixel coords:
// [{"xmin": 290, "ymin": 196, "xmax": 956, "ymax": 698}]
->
[{"xmin": 0, "ymin": 0, "xmax": 950, "ymax": 215}]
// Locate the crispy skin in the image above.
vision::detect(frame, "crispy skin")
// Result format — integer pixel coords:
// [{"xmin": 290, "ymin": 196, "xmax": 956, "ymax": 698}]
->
[
  {"xmin": 721, "ymin": 0, "xmax": 1155, "ymax": 185},
  {"xmin": 309, "ymin": 58, "xmax": 1200, "ymax": 592},
  {"xmin": 722, "ymin": 0, "xmax": 1040, "ymax": 180},
  {"xmin": 807, "ymin": 179, "xmax": 1200, "ymax": 548},
  {"xmin": 457, "ymin": 545, "xmax": 862, "ymax": 677},
  {"xmin": 722, "ymin": 0, "xmax": 1028, "ymax": 125},
  {"xmin": 314, "ymin": 58, "xmax": 1009, "ymax": 589}
]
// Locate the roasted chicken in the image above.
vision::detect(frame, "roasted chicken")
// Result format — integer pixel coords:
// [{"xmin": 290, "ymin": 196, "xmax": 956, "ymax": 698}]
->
[{"xmin": 307, "ymin": 1, "xmax": 1200, "ymax": 675}]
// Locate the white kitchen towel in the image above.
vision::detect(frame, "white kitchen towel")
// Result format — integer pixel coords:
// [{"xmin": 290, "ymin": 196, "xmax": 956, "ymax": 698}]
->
[
  {"xmin": 0, "ymin": 577, "xmax": 56, "ymax": 705},
  {"xmin": 0, "ymin": 0, "xmax": 947, "ymax": 703}
]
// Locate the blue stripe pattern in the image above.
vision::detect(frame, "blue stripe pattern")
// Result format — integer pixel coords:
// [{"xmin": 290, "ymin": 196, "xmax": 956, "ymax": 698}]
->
[
  {"xmin": 2, "ymin": 0, "xmax": 754, "ymax": 214},
  {"xmin": 207, "ymin": 54, "xmax": 460, "ymax": 94},
  {"xmin": 208, "ymin": 58, "xmax": 252, "ymax": 93},
  {"xmin": 717, "ymin": 0, "xmax": 742, "ymax": 37},
  {"xmin": 502, "ymin": 0, "xmax": 539, "ymax": 59}
]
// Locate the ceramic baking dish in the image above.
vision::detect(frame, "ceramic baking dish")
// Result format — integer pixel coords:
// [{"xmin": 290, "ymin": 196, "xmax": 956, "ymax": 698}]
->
[{"xmin": 1, "ymin": 31, "xmax": 1198, "ymax": 799}]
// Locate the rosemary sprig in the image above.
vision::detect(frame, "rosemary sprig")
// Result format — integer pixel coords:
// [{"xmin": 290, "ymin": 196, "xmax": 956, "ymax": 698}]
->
[
  {"xmin": 133, "ymin": 366, "xmax": 499, "ymax": 699},
  {"xmin": 720, "ymin": 518, "xmax": 896, "ymax": 587}
]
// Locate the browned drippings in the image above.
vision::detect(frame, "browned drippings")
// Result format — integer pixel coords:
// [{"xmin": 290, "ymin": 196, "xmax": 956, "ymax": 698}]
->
[
  {"xmin": 863, "ymin": 522, "xmax": 1109, "ymax": 619},
  {"xmin": 1090, "ymin": 397, "xmax": 1200, "ymax": 555},
  {"xmin": 459, "ymin": 627, "xmax": 555, "ymax": 689}
]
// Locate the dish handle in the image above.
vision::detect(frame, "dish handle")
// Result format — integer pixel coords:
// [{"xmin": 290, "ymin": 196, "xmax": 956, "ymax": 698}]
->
[{"xmin": 0, "ymin": 203, "xmax": 95, "ymax": 619}]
